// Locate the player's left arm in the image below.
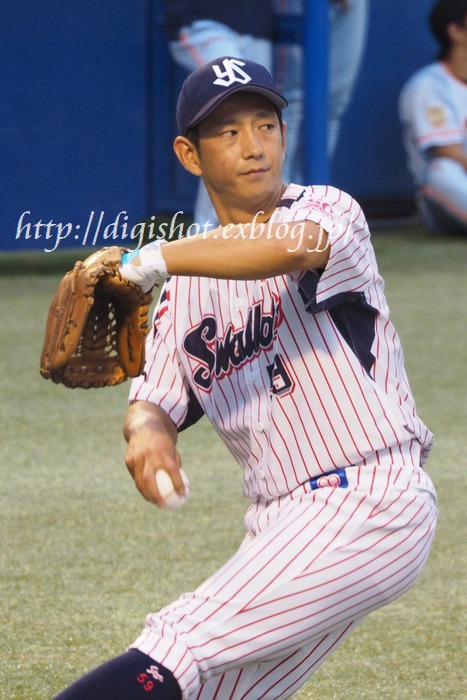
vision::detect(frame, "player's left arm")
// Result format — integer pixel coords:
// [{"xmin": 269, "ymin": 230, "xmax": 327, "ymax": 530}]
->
[
  {"xmin": 124, "ymin": 220, "xmax": 329, "ymax": 287},
  {"xmin": 429, "ymin": 142, "xmax": 467, "ymax": 170}
]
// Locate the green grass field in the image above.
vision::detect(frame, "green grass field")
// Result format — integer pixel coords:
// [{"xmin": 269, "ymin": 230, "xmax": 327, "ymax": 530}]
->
[{"xmin": 1, "ymin": 224, "xmax": 466, "ymax": 699}]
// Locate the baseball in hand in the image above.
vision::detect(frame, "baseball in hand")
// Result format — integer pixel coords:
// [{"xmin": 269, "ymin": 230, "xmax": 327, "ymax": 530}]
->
[{"xmin": 155, "ymin": 469, "xmax": 190, "ymax": 510}]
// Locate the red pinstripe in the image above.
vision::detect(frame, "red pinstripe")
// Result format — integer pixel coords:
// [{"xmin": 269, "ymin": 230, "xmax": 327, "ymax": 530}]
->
[
  {"xmin": 189, "ymin": 506, "xmax": 434, "ymax": 668},
  {"xmin": 278, "ymin": 280, "xmax": 360, "ymax": 461},
  {"xmin": 240, "ymin": 622, "xmax": 358, "ymax": 700}
]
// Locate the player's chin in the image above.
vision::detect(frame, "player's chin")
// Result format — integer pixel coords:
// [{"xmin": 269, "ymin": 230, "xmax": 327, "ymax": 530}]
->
[{"xmin": 239, "ymin": 169, "xmax": 278, "ymax": 194}]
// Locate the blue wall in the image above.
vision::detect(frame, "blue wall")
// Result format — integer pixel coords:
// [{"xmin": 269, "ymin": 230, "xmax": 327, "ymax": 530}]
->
[
  {"xmin": 1, "ymin": 1, "xmax": 149, "ymax": 252},
  {"xmin": 1, "ymin": 1, "xmax": 436, "ymax": 252}
]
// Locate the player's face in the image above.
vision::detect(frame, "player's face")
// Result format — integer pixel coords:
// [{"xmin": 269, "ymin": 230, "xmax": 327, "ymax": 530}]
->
[{"xmin": 193, "ymin": 93, "xmax": 286, "ymax": 223}]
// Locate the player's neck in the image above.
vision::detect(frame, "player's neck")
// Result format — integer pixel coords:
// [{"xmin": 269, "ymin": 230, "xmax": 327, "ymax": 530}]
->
[
  {"xmin": 211, "ymin": 183, "xmax": 287, "ymax": 227},
  {"xmin": 444, "ymin": 47, "xmax": 467, "ymax": 84}
]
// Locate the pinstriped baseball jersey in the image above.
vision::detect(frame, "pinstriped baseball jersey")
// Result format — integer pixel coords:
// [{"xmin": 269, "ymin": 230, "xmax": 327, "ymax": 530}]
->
[{"xmin": 129, "ymin": 184, "xmax": 433, "ymax": 501}]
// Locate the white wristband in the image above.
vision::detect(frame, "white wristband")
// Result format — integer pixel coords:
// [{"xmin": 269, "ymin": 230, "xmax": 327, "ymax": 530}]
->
[{"xmin": 120, "ymin": 241, "xmax": 169, "ymax": 292}]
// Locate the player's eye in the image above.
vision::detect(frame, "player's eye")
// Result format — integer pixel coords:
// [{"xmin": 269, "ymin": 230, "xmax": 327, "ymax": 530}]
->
[{"xmin": 219, "ymin": 128, "xmax": 237, "ymax": 137}]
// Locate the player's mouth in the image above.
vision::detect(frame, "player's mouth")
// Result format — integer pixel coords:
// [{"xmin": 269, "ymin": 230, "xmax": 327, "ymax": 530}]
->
[{"xmin": 241, "ymin": 167, "xmax": 270, "ymax": 177}]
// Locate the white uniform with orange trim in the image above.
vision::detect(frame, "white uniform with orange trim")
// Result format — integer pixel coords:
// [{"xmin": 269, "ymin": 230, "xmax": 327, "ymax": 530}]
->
[
  {"xmin": 129, "ymin": 184, "xmax": 437, "ymax": 699},
  {"xmin": 399, "ymin": 61, "xmax": 467, "ymax": 234}
]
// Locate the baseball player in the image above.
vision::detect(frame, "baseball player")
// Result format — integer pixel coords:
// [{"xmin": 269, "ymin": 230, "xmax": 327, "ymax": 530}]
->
[
  {"xmin": 53, "ymin": 57, "xmax": 438, "ymax": 699},
  {"xmin": 399, "ymin": 0, "xmax": 467, "ymax": 236}
]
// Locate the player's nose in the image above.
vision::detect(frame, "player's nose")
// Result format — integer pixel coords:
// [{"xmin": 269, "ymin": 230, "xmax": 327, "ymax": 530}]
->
[{"xmin": 240, "ymin": 127, "xmax": 264, "ymax": 159}]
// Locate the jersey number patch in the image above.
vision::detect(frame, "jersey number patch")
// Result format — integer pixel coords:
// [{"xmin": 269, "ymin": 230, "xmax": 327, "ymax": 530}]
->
[{"xmin": 267, "ymin": 354, "xmax": 294, "ymax": 397}]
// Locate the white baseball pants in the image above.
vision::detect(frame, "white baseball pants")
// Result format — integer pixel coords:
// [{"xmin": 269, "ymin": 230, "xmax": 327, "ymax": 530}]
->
[{"xmin": 131, "ymin": 441, "xmax": 437, "ymax": 699}]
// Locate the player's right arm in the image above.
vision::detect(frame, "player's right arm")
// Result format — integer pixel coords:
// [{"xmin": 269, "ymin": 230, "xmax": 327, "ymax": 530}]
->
[
  {"xmin": 429, "ymin": 143, "xmax": 467, "ymax": 170},
  {"xmin": 123, "ymin": 400, "xmax": 185, "ymax": 506}
]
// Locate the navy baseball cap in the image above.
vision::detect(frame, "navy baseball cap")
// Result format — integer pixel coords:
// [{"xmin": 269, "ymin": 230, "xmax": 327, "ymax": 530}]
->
[{"xmin": 176, "ymin": 56, "xmax": 288, "ymax": 136}]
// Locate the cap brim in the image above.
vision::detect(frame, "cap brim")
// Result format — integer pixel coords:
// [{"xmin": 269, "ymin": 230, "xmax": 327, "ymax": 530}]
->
[{"xmin": 185, "ymin": 84, "xmax": 288, "ymax": 134}]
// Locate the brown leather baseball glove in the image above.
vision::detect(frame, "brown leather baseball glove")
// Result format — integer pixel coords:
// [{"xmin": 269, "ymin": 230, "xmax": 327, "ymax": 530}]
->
[{"xmin": 40, "ymin": 246, "xmax": 153, "ymax": 388}]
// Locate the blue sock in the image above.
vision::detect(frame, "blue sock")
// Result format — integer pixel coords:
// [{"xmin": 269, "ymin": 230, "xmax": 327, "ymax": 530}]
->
[{"xmin": 52, "ymin": 649, "xmax": 182, "ymax": 699}]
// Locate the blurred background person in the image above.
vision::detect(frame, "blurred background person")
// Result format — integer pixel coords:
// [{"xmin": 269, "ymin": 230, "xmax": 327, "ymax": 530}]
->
[
  {"xmin": 274, "ymin": 0, "xmax": 369, "ymax": 183},
  {"xmin": 165, "ymin": 0, "xmax": 274, "ymax": 227},
  {"xmin": 399, "ymin": 0, "xmax": 467, "ymax": 236}
]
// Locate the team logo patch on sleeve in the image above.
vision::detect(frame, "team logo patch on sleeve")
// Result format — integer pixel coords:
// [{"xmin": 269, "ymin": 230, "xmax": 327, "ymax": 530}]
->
[{"xmin": 426, "ymin": 105, "xmax": 446, "ymax": 128}]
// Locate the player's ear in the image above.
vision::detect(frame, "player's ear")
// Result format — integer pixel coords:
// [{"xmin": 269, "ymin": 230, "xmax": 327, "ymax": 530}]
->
[
  {"xmin": 446, "ymin": 20, "xmax": 461, "ymax": 45},
  {"xmin": 281, "ymin": 120, "xmax": 287, "ymax": 156},
  {"xmin": 173, "ymin": 136, "xmax": 202, "ymax": 177}
]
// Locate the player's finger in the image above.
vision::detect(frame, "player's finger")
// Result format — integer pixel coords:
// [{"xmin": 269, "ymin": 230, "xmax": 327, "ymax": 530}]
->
[
  {"xmin": 142, "ymin": 451, "xmax": 184, "ymax": 505},
  {"xmin": 162, "ymin": 454, "xmax": 185, "ymax": 496},
  {"xmin": 129, "ymin": 449, "xmax": 181, "ymax": 506},
  {"xmin": 141, "ymin": 463, "xmax": 166, "ymax": 505},
  {"xmin": 124, "ymin": 445, "xmax": 160, "ymax": 504}
]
